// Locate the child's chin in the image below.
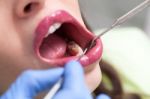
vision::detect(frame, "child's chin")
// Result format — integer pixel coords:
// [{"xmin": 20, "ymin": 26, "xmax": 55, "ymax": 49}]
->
[{"xmin": 85, "ymin": 62, "xmax": 102, "ymax": 92}]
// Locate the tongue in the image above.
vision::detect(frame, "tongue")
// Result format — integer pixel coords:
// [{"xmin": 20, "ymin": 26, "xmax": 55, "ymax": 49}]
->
[{"xmin": 39, "ymin": 34, "xmax": 67, "ymax": 59}]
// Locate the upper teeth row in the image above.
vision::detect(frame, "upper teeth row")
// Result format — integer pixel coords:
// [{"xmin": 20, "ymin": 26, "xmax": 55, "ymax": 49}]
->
[{"xmin": 45, "ymin": 23, "xmax": 62, "ymax": 37}]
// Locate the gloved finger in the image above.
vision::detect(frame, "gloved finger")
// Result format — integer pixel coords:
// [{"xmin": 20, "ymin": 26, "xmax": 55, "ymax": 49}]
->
[
  {"xmin": 1, "ymin": 68, "xmax": 64, "ymax": 99},
  {"xmin": 62, "ymin": 61, "xmax": 86, "ymax": 90},
  {"xmin": 53, "ymin": 61, "xmax": 92, "ymax": 99},
  {"xmin": 96, "ymin": 94, "xmax": 111, "ymax": 99}
]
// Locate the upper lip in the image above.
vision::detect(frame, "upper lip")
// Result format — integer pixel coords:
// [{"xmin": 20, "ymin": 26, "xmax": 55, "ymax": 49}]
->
[{"xmin": 34, "ymin": 10, "xmax": 103, "ymax": 67}]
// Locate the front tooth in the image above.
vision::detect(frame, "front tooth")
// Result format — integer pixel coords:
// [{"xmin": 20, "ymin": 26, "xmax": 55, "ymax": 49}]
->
[
  {"xmin": 45, "ymin": 26, "xmax": 56, "ymax": 38},
  {"xmin": 45, "ymin": 23, "xmax": 62, "ymax": 38},
  {"xmin": 48, "ymin": 25, "xmax": 56, "ymax": 34},
  {"xmin": 49, "ymin": 23, "xmax": 61, "ymax": 34},
  {"xmin": 54, "ymin": 23, "xmax": 61, "ymax": 29}
]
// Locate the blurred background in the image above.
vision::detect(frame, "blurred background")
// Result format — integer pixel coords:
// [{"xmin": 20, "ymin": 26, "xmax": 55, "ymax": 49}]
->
[
  {"xmin": 79, "ymin": 0, "xmax": 150, "ymax": 98},
  {"xmin": 79, "ymin": 0, "xmax": 150, "ymax": 36}
]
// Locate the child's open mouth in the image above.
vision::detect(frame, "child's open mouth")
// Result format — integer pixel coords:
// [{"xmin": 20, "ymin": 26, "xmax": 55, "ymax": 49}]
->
[{"xmin": 34, "ymin": 10, "xmax": 103, "ymax": 67}]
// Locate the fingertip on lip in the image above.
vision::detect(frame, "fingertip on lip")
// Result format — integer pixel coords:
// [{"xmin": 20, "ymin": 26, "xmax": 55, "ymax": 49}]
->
[
  {"xmin": 65, "ymin": 60, "xmax": 81, "ymax": 66},
  {"xmin": 64, "ymin": 60, "xmax": 84, "ymax": 74}
]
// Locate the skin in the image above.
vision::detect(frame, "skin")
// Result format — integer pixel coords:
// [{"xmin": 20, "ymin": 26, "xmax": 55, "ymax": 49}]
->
[{"xmin": 0, "ymin": 0, "xmax": 101, "ymax": 95}]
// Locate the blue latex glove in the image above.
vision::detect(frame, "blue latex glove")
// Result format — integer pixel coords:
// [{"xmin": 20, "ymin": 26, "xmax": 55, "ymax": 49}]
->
[
  {"xmin": 0, "ymin": 67, "xmax": 64, "ymax": 99},
  {"xmin": 0, "ymin": 61, "xmax": 92, "ymax": 99},
  {"xmin": 96, "ymin": 94, "xmax": 111, "ymax": 99}
]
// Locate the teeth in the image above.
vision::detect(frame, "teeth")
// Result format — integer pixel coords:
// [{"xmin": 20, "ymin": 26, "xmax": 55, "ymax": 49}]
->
[
  {"xmin": 45, "ymin": 23, "xmax": 62, "ymax": 37},
  {"xmin": 67, "ymin": 41, "xmax": 83, "ymax": 56},
  {"xmin": 53, "ymin": 23, "xmax": 61, "ymax": 29}
]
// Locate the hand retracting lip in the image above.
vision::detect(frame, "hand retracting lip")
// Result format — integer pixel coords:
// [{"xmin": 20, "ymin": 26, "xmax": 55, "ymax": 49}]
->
[{"xmin": 77, "ymin": 0, "xmax": 150, "ymax": 61}]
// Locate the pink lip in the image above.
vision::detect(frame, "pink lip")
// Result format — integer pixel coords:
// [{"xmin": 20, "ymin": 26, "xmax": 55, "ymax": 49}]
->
[{"xmin": 34, "ymin": 10, "xmax": 103, "ymax": 67}]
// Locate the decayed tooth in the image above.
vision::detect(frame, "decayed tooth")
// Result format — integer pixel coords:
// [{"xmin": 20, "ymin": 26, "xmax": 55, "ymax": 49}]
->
[{"xmin": 67, "ymin": 41, "xmax": 83, "ymax": 56}]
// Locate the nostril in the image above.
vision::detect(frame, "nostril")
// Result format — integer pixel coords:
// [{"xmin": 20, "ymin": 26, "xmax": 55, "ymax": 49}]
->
[
  {"xmin": 24, "ymin": 3, "xmax": 32, "ymax": 13},
  {"xmin": 24, "ymin": 2, "xmax": 39, "ymax": 14},
  {"xmin": 15, "ymin": 1, "xmax": 43, "ymax": 18}
]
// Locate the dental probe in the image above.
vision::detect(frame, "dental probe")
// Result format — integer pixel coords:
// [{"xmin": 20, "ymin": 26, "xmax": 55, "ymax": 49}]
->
[
  {"xmin": 78, "ymin": 0, "xmax": 150, "ymax": 60},
  {"xmin": 44, "ymin": 79, "xmax": 62, "ymax": 99}
]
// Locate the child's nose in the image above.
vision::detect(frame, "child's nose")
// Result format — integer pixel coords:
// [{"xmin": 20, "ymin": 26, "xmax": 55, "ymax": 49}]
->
[{"xmin": 15, "ymin": 0, "xmax": 45, "ymax": 18}]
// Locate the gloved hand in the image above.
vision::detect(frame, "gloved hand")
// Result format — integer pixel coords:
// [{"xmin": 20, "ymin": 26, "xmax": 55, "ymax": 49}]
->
[
  {"xmin": 0, "ymin": 61, "xmax": 92, "ymax": 99},
  {"xmin": 1, "ymin": 61, "xmax": 110, "ymax": 99},
  {"xmin": 0, "ymin": 66, "xmax": 64, "ymax": 99}
]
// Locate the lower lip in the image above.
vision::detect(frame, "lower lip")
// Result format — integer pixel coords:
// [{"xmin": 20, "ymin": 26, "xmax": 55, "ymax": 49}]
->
[
  {"xmin": 36, "ymin": 38, "xmax": 103, "ymax": 67},
  {"xmin": 34, "ymin": 10, "xmax": 103, "ymax": 67}
]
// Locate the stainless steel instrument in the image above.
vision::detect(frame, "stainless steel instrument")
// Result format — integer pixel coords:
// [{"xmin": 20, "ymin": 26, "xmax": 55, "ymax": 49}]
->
[{"xmin": 78, "ymin": 0, "xmax": 150, "ymax": 60}]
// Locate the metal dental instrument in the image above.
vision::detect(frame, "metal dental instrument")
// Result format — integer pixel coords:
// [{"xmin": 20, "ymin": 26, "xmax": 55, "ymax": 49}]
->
[
  {"xmin": 44, "ymin": 79, "xmax": 62, "ymax": 99},
  {"xmin": 78, "ymin": 0, "xmax": 150, "ymax": 60}
]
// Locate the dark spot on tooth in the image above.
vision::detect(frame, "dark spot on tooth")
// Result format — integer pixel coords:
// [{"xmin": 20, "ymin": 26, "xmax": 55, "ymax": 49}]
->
[{"xmin": 67, "ymin": 41, "xmax": 79, "ymax": 56}]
